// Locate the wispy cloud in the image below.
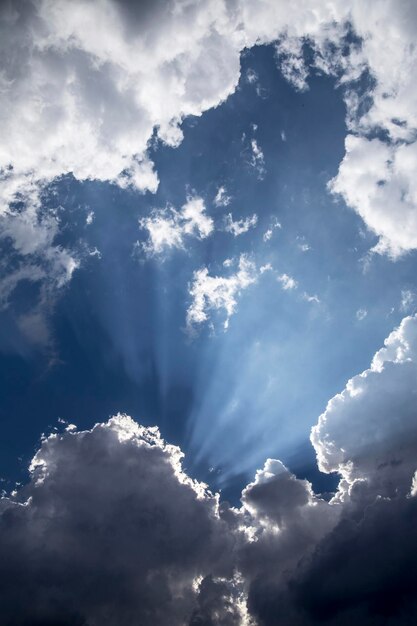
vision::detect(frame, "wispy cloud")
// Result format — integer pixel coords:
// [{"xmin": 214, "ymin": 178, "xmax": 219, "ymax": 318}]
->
[
  {"xmin": 356, "ymin": 307, "xmax": 368, "ymax": 320},
  {"xmin": 139, "ymin": 196, "xmax": 213, "ymax": 256},
  {"xmin": 224, "ymin": 213, "xmax": 258, "ymax": 236},
  {"xmin": 214, "ymin": 186, "xmax": 232, "ymax": 208},
  {"xmin": 277, "ymin": 273, "xmax": 298, "ymax": 290},
  {"xmin": 263, "ymin": 217, "xmax": 282, "ymax": 242}
]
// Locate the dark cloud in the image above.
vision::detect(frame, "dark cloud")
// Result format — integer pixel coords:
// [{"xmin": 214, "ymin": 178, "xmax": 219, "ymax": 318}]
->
[
  {"xmin": 295, "ymin": 496, "xmax": 417, "ymax": 625},
  {"xmin": 248, "ymin": 496, "xmax": 417, "ymax": 626},
  {"xmin": 2, "ymin": 317, "xmax": 417, "ymax": 624},
  {"xmin": 0, "ymin": 416, "xmax": 236, "ymax": 625},
  {"xmin": 245, "ymin": 316, "xmax": 417, "ymax": 626}
]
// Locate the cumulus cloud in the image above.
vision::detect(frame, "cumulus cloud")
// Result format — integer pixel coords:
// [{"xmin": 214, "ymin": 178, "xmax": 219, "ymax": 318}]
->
[
  {"xmin": 186, "ymin": 255, "xmax": 257, "ymax": 332},
  {"xmin": 139, "ymin": 196, "xmax": 213, "ymax": 256},
  {"xmin": 3, "ymin": 315, "xmax": 417, "ymax": 624},
  {"xmin": 275, "ymin": 35, "xmax": 309, "ymax": 92},
  {"xmin": 0, "ymin": 414, "xmax": 237, "ymax": 626},
  {"xmin": 1, "ymin": 0, "xmax": 417, "ymax": 321},
  {"xmin": 312, "ymin": 314, "xmax": 417, "ymax": 499},
  {"xmin": 224, "ymin": 213, "xmax": 258, "ymax": 237},
  {"xmin": 246, "ymin": 315, "xmax": 417, "ymax": 625},
  {"xmin": 0, "ymin": 177, "xmax": 80, "ymax": 294},
  {"xmin": 329, "ymin": 136, "xmax": 417, "ymax": 258},
  {"xmin": 0, "ymin": 0, "xmax": 241, "ymax": 301}
]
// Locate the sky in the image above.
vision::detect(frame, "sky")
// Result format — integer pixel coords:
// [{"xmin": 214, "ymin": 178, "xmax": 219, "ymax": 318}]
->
[{"xmin": 1, "ymin": 1, "xmax": 417, "ymax": 624}]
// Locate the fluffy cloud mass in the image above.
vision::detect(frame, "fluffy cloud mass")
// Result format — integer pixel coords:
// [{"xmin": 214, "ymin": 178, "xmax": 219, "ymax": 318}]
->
[
  {"xmin": 2, "ymin": 316, "xmax": 417, "ymax": 624},
  {"xmin": 139, "ymin": 196, "xmax": 213, "ymax": 256},
  {"xmin": 312, "ymin": 314, "xmax": 417, "ymax": 500},
  {"xmin": 186, "ymin": 254, "xmax": 258, "ymax": 333},
  {"xmin": 0, "ymin": 415, "xmax": 238, "ymax": 625},
  {"xmin": 1, "ymin": 0, "xmax": 417, "ymax": 291}
]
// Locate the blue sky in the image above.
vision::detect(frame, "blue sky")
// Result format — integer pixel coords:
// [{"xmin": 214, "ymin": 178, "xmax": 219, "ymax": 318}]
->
[
  {"xmin": 1, "ymin": 3, "xmax": 417, "ymax": 623},
  {"xmin": 1, "ymin": 42, "xmax": 415, "ymax": 501}
]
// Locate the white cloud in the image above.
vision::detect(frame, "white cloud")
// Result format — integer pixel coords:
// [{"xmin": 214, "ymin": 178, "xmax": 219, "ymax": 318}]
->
[
  {"xmin": 277, "ymin": 273, "xmax": 298, "ymax": 290},
  {"xmin": 356, "ymin": 307, "xmax": 368, "ymax": 321},
  {"xmin": 302, "ymin": 292, "xmax": 320, "ymax": 304},
  {"xmin": 275, "ymin": 35, "xmax": 309, "ymax": 91},
  {"xmin": 214, "ymin": 186, "xmax": 231, "ymax": 208},
  {"xmin": 329, "ymin": 136, "xmax": 417, "ymax": 258},
  {"xmin": 246, "ymin": 68, "xmax": 258, "ymax": 85},
  {"xmin": 2, "ymin": 0, "xmax": 417, "ymax": 322},
  {"xmin": 186, "ymin": 255, "xmax": 257, "ymax": 332},
  {"xmin": 296, "ymin": 237, "xmax": 310, "ymax": 252},
  {"xmin": 401, "ymin": 289, "xmax": 416, "ymax": 313},
  {"xmin": 263, "ymin": 217, "xmax": 282, "ymax": 242},
  {"xmin": 139, "ymin": 196, "xmax": 213, "ymax": 256},
  {"xmin": 249, "ymin": 138, "xmax": 266, "ymax": 180},
  {"xmin": 312, "ymin": 314, "xmax": 417, "ymax": 499},
  {"xmin": 224, "ymin": 212, "xmax": 258, "ymax": 236},
  {"xmin": 1, "ymin": 0, "xmax": 417, "ymax": 290}
]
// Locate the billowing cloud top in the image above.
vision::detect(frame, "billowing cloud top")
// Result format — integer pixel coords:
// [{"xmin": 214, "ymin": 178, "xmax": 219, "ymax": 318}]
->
[{"xmin": 1, "ymin": 316, "xmax": 417, "ymax": 624}]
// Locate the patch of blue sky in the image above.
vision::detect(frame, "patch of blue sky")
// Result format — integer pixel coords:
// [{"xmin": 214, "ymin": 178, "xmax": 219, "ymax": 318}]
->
[{"xmin": 1, "ymin": 44, "xmax": 416, "ymax": 501}]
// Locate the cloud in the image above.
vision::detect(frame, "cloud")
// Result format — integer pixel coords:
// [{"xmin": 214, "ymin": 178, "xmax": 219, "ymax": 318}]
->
[
  {"xmin": 277, "ymin": 273, "xmax": 298, "ymax": 290},
  {"xmin": 312, "ymin": 314, "xmax": 417, "ymax": 499},
  {"xmin": 401, "ymin": 289, "xmax": 416, "ymax": 313},
  {"xmin": 3, "ymin": 316, "xmax": 417, "ymax": 624},
  {"xmin": 1, "ymin": 0, "xmax": 417, "ymax": 260},
  {"xmin": 2, "ymin": 0, "xmax": 417, "ymax": 320},
  {"xmin": 214, "ymin": 186, "xmax": 232, "ymax": 208},
  {"xmin": 249, "ymin": 138, "xmax": 266, "ymax": 180},
  {"xmin": 186, "ymin": 254, "xmax": 257, "ymax": 332},
  {"xmin": 0, "ymin": 414, "xmax": 237, "ymax": 626},
  {"xmin": 302, "ymin": 292, "xmax": 320, "ymax": 304},
  {"xmin": 0, "ymin": 0, "xmax": 241, "ymax": 301},
  {"xmin": 329, "ymin": 136, "xmax": 417, "ymax": 258},
  {"xmin": 263, "ymin": 218, "xmax": 282, "ymax": 242},
  {"xmin": 356, "ymin": 307, "xmax": 368, "ymax": 321},
  {"xmin": 296, "ymin": 237, "xmax": 310, "ymax": 252},
  {"xmin": 224, "ymin": 213, "xmax": 258, "ymax": 237},
  {"xmin": 246, "ymin": 315, "xmax": 417, "ymax": 625},
  {"xmin": 139, "ymin": 196, "xmax": 213, "ymax": 256},
  {"xmin": 275, "ymin": 35, "xmax": 309, "ymax": 91}
]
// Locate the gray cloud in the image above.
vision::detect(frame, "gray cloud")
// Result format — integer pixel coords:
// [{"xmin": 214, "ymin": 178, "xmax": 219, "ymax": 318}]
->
[
  {"xmin": 0, "ymin": 415, "xmax": 236, "ymax": 625},
  {"xmin": 2, "ymin": 316, "xmax": 417, "ymax": 623}
]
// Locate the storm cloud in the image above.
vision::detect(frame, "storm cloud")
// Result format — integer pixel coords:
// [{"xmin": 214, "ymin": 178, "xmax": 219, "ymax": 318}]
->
[{"xmin": 1, "ymin": 316, "xmax": 417, "ymax": 624}]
